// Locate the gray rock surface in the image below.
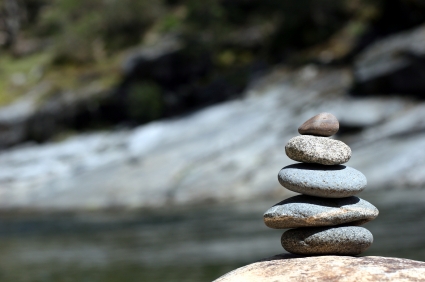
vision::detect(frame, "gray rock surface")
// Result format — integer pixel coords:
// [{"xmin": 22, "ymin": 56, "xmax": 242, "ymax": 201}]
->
[
  {"xmin": 264, "ymin": 195, "xmax": 378, "ymax": 228},
  {"xmin": 0, "ymin": 61, "xmax": 424, "ymax": 210},
  {"xmin": 214, "ymin": 255, "xmax": 425, "ymax": 282},
  {"xmin": 285, "ymin": 135, "xmax": 351, "ymax": 165},
  {"xmin": 278, "ymin": 163, "xmax": 366, "ymax": 197},
  {"xmin": 354, "ymin": 25, "xmax": 425, "ymax": 83},
  {"xmin": 281, "ymin": 226, "xmax": 373, "ymax": 255},
  {"xmin": 354, "ymin": 24, "xmax": 425, "ymax": 96}
]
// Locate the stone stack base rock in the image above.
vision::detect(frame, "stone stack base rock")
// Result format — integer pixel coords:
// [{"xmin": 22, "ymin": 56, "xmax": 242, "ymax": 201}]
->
[
  {"xmin": 264, "ymin": 113, "xmax": 378, "ymax": 256},
  {"xmin": 213, "ymin": 255, "xmax": 425, "ymax": 282}
]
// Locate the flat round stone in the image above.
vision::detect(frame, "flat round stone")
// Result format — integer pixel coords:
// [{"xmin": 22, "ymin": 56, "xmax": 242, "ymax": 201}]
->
[
  {"xmin": 278, "ymin": 163, "xmax": 366, "ymax": 197},
  {"xmin": 281, "ymin": 226, "xmax": 373, "ymax": 255},
  {"xmin": 264, "ymin": 195, "xmax": 378, "ymax": 229},
  {"xmin": 298, "ymin": 112, "xmax": 339, "ymax": 136},
  {"xmin": 285, "ymin": 135, "xmax": 351, "ymax": 165}
]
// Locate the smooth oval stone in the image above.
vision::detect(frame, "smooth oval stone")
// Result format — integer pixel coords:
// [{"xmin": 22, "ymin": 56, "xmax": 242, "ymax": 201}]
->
[
  {"xmin": 264, "ymin": 195, "xmax": 378, "ymax": 229},
  {"xmin": 278, "ymin": 163, "xmax": 366, "ymax": 197},
  {"xmin": 281, "ymin": 226, "xmax": 373, "ymax": 255},
  {"xmin": 298, "ymin": 112, "xmax": 339, "ymax": 136},
  {"xmin": 285, "ymin": 135, "xmax": 351, "ymax": 165}
]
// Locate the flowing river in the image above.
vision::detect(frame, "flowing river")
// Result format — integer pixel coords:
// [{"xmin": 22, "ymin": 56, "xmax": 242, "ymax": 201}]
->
[{"xmin": 0, "ymin": 189, "xmax": 424, "ymax": 282}]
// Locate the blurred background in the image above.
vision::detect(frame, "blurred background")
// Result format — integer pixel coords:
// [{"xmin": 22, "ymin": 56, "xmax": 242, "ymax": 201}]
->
[{"xmin": 1, "ymin": 0, "xmax": 425, "ymax": 281}]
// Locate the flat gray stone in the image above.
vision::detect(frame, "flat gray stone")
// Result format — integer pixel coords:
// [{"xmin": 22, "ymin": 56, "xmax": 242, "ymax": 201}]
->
[
  {"xmin": 264, "ymin": 195, "xmax": 378, "ymax": 229},
  {"xmin": 285, "ymin": 135, "xmax": 351, "ymax": 165},
  {"xmin": 281, "ymin": 226, "xmax": 373, "ymax": 255},
  {"xmin": 278, "ymin": 163, "xmax": 366, "ymax": 197}
]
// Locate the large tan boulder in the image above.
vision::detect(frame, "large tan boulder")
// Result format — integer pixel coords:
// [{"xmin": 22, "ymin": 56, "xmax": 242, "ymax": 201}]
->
[{"xmin": 214, "ymin": 254, "xmax": 425, "ymax": 282}]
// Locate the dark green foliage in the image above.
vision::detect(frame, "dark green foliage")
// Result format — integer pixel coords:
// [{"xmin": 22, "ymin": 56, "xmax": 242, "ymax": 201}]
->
[
  {"xmin": 34, "ymin": 0, "xmax": 164, "ymax": 64},
  {"xmin": 2, "ymin": 0, "xmax": 425, "ymax": 138},
  {"xmin": 127, "ymin": 81, "xmax": 164, "ymax": 122}
]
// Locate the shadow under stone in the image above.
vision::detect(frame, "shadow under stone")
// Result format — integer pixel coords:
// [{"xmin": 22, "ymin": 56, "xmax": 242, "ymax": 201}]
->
[
  {"xmin": 282, "ymin": 163, "xmax": 346, "ymax": 171},
  {"xmin": 272, "ymin": 195, "xmax": 361, "ymax": 208}
]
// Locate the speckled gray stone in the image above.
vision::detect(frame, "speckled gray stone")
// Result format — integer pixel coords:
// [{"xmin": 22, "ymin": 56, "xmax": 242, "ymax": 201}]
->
[
  {"xmin": 281, "ymin": 226, "xmax": 373, "ymax": 255},
  {"xmin": 264, "ymin": 195, "xmax": 378, "ymax": 229},
  {"xmin": 278, "ymin": 163, "xmax": 366, "ymax": 197},
  {"xmin": 285, "ymin": 135, "xmax": 351, "ymax": 165}
]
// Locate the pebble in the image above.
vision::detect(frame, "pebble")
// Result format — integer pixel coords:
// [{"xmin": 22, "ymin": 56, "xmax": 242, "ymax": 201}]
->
[
  {"xmin": 285, "ymin": 135, "xmax": 351, "ymax": 165},
  {"xmin": 264, "ymin": 195, "xmax": 378, "ymax": 228},
  {"xmin": 281, "ymin": 226, "xmax": 373, "ymax": 255},
  {"xmin": 278, "ymin": 163, "xmax": 366, "ymax": 198},
  {"xmin": 298, "ymin": 112, "xmax": 339, "ymax": 137}
]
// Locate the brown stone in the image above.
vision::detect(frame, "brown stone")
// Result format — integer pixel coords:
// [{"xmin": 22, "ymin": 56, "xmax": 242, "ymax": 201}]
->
[
  {"xmin": 298, "ymin": 112, "xmax": 339, "ymax": 136},
  {"xmin": 214, "ymin": 255, "xmax": 425, "ymax": 282}
]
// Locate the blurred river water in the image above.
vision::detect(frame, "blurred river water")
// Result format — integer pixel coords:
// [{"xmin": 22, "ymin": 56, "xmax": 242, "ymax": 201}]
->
[{"xmin": 0, "ymin": 189, "xmax": 424, "ymax": 282}]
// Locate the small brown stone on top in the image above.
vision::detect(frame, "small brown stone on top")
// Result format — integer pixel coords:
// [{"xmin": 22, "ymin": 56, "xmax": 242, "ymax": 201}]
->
[{"xmin": 298, "ymin": 112, "xmax": 339, "ymax": 136}]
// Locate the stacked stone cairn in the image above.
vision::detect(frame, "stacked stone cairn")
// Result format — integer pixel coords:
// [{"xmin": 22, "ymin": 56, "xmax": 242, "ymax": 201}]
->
[{"xmin": 263, "ymin": 113, "xmax": 379, "ymax": 255}]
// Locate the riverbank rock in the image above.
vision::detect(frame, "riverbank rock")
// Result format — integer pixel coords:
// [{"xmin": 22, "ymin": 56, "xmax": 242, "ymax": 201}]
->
[
  {"xmin": 352, "ymin": 24, "xmax": 425, "ymax": 98},
  {"xmin": 214, "ymin": 255, "xmax": 425, "ymax": 282},
  {"xmin": 285, "ymin": 135, "xmax": 351, "ymax": 165},
  {"xmin": 264, "ymin": 195, "xmax": 378, "ymax": 228},
  {"xmin": 278, "ymin": 164, "xmax": 366, "ymax": 198},
  {"xmin": 0, "ymin": 64, "xmax": 424, "ymax": 210}
]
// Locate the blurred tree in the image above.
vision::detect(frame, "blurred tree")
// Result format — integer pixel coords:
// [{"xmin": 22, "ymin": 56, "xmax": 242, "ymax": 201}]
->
[
  {"xmin": 0, "ymin": 0, "xmax": 26, "ymax": 47},
  {"xmin": 33, "ymin": 0, "xmax": 164, "ymax": 64}
]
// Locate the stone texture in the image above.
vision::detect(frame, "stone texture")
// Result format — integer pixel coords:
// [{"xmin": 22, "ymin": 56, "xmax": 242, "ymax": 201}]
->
[
  {"xmin": 281, "ymin": 226, "xmax": 373, "ymax": 255},
  {"xmin": 286, "ymin": 135, "xmax": 351, "ymax": 165},
  {"xmin": 353, "ymin": 24, "xmax": 425, "ymax": 97},
  {"xmin": 264, "ymin": 195, "xmax": 378, "ymax": 229},
  {"xmin": 213, "ymin": 255, "xmax": 425, "ymax": 282},
  {"xmin": 298, "ymin": 112, "xmax": 339, "ymax": 136},
  {"xmin": 278, "ymin": 163, "xmax": 366, "ymax": 198},
  {"xmin": 2, "ymin": 64, "xmax": 425, "ymax": 210}
]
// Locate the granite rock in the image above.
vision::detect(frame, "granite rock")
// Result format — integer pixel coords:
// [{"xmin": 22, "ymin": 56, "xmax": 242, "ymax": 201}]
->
[
  {"xmin": 281, "ymin": 226, "xmax": 373, "ymax": 255},
  {"xmin": 278, "ymin": 163, "xmax": 366, "ymax": 197},
  {"xmin": 298, "ymin": 112, "xmax": 339, "ymax": 136},
  {"xmin": 213, "ymin": 255, "xmax": 425, "ymax": 282},
  {"xmin": 285, "ymin": 135, "xmax": 351, "ymax": 165},
  {"xmin": 264, "ymin": 195, "xmax": 378, "ymax": 229}
]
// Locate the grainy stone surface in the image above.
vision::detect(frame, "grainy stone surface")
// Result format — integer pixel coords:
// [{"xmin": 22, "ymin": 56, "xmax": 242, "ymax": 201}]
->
[
  {"xmin": 278, "ymin": 163, "xmax": 366, "ymax": 197},
  {"xmin": 213, "ymin": 255, "xmax": 425, "ymax": 282},
  {"xmin": 281, "ymin": 226, "xmax": 373, "ymax": 255},
  {"xmin": 264, "ymin": 195, "xmax": 378, "ymax": 228},
  {"xmin": 286, "ymin": 135, "xmax": 351, "ymax": 165},
  {"xmin": 298, "ymin": 112, "xmax": 339, "ymax": 136}
]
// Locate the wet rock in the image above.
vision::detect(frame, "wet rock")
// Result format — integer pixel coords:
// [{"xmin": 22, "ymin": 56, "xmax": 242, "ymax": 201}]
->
[
  {"xmin": 213, "ymin": 255, "xmax": 425, "ymax": 282},
  {"xmin": 278, "ymin": 163, "xmax": 366, "ymax": 198},
  {"xmin": 298, "ymin": 112, "xmax": 339, "ymax": 137},
  {"xmin": 264, "ymin": 195, "xmax": 378, "ymax": 229},
  {"xmin": 285, "ymin": 135, "xmax": 351, "ymax": 165},
  {"xmin": 281, "ymin": 226, "xmax": 373, "ymax": 255}
]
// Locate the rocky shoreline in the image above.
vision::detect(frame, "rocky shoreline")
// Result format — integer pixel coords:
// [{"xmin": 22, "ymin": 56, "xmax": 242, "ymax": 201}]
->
[{"xmin": 1, "ymin": 26, "xmax": 425, "ymax": 211}]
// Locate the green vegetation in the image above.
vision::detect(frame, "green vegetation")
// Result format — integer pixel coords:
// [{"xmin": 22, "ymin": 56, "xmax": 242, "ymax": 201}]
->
[
  {"xmin": 127, "ymin": 81, "xmax": 164, "ymax": 122},
  {"xmin": 0, "ymin": 52, "xmax": 49, "ymax": 104},
  {"xmin": 0, "ymin": 0, "xmax": 424, "ymax": 122}
]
